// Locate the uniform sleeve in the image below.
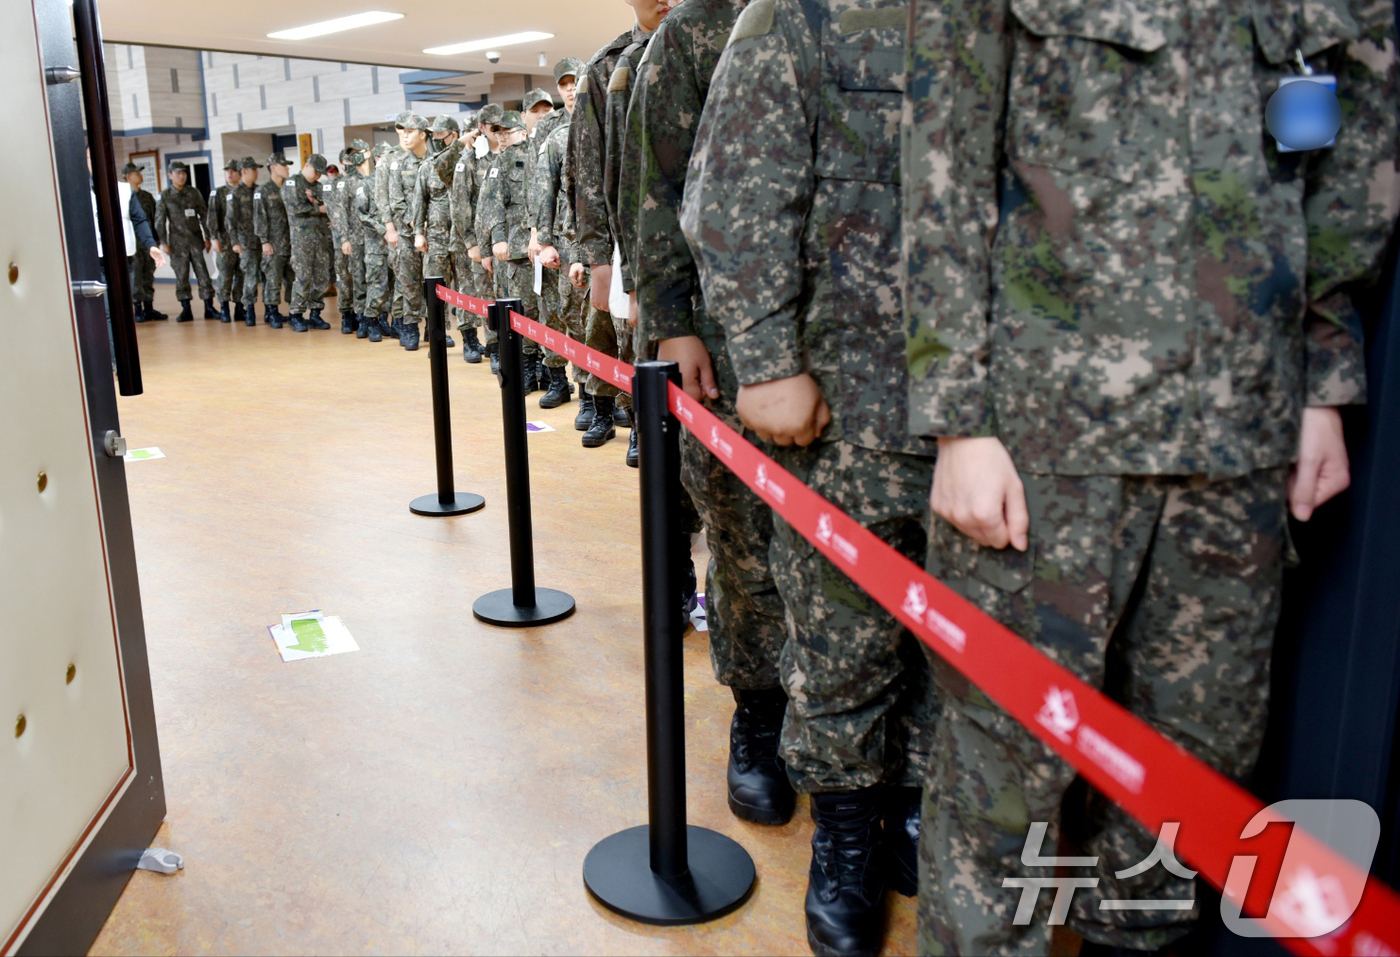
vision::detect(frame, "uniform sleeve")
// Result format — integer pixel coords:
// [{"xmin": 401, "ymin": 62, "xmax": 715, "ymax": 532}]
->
[
  {"xmin": 253, "ymin": 191, "xmax": 266, "ymax": 242},
  {"xmin": 451, "ymin": 157, "xmax": 475, "ymax": 251},
  {"xmin": 534, "ymin": 132, "xmax": 566, "ymax": 248},
  {"xmin": 154, "ymin": 193, "xmax": 168, "ymax": 241},
  {"xmin": 679, "ymin": 0, "xmax": 820, "ymax": 386},
  {"xmin": 410, "ymin": 164, "xmax": 430, "ymax": 236},
  {"xmin": 902, "ymin": 0, "xmax": 1011, "ymax": 437},
  {"xmin": 1300, "ymin": 0, "xmax": 1400, "ymax": 407},
  {"xmin": 483, "ymin": 158, "xmax": 507, "ymax": 246},
  {"xmin": 570, "ymin": 63, "xmax": 615, "ymax": 265},
  {"xmin": 192, "ymin": 191, "xmax": 210, "ymax": 240},
  {"xmin": 129, "ymin": 193, "xmax": 158, "ymax": 252},
  {"xmin": 283, "ymin": 180, "xmax": 315, "ymax": 219},
  {"xmin": 376, "ymin": 162, "xmax": 394, "ymax": 225},
  {"xmin": 632, "ymin": 22, "xmax": 706, "ymax": 342}
]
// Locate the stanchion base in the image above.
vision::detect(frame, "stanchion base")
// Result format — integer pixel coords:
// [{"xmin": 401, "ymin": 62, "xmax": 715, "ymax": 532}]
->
[
  {"xmin": 472, "ymin": 587, "xmax": 575, "ymax": 627},
  {"xmin": 583, "ymin": 825, "xmax": 755, "ymax": 926},
  {"xmin": 409, "ymin": 492, "xmax": 486, "ymax": 517}
]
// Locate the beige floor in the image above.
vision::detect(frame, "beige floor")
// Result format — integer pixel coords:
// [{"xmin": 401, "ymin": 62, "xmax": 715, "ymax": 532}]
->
[{"xmin": 88, "ymin": 288, "xmax": 920, "ymax": 956}]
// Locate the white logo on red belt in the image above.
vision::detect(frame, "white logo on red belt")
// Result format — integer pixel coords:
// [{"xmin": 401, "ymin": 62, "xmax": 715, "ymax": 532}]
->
[
  {"xmin": 674, "ymin": 396, "xmax": 694, "ymax": 423},
  {"xmin": 612, "ymin": 366, "xmax": 631, "ymax": 388},
  {"xmin": 710, "ymin": 426, "xmax": 733, "ymax": 459},
  {"xmin": 1037, "ymin": 687, "xmax": 1079, "ymax": 742},
  {"xmin": 586, "ymin": 354, "xmax": 602, "ymax": 371},
  {"xmin": 755, "ymin": 464, "xmax": 786, "ymax": 505},
  {"xmin": 815, "ymin": 512, "xmax": 858, "ymax": 565},
  {"xmin": 564, "ymin": 342, "xmax": 578, "ymax": 359}
]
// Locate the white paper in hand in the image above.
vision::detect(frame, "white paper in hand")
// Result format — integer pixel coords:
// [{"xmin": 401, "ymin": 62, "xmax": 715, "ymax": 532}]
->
[
  {"xmin": 533, "ymin": 257, "xmax": 543, "ymax": 295},
  {"xmin": 609, "ymin": 244, "xmax": 628, "ymax": 319}
]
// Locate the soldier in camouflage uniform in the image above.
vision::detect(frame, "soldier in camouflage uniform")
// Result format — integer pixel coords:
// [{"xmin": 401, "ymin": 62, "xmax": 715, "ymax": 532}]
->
[
  {"xmin": 385, "ymin": 112, "xmax": 433, "ymax": 351},
  {"xmin": 484, "ymin": 110, "xmax": 545, "ymax": 391},
  {"xmin": 155, "ymin": 160, "xmax": 218, "ymax": 321},
  {"xmin": 471, "ymin": 104, "xmax": 506, "ymax": 368},
  {"xmin": 231, "ymin": 158, "xmax": 263, "ymax": 326},
  {"xmin": 447, "ymin": 114, "xmax": 484, "ymax": 362},
  {"xmin": 377, "ymin": 117, "xmax": 414, "ymax": 341},
  {"xmin": 328, "ymin": 148, "xmax": 354, "ymax": 332},
  {"xmin": 337, "ymin": 140, "xmax": 372, "ymax": 334},
  {"xmin": 254, "ymin": 154, "xmax": 293, "ymax": 327},
  {"xmin": 901, "ymin": 0, "xmax": 1400, "ymax": 954},
  {"xmin": 624, "ymin": 0, "xmax": 801, "ymax": 836},
  {"xmin": 681, "ymin": 0, "xmax": 938, "ymax": 951},
  {"xmin": 412, "ymin": 115, "xmax": 464, "ymax": 349},
  {"xmin": 283, "ymin": 153, "xmax": 334, "ymax": 333},
  {"xmin": 355, "ymin": 145, "xmax": 392, "ymax": 342},
  {"xmin": 210, "ymin": 159, "xmax": 243, "ymax": 323},
  {"xmin": 122, "ymin": 163, "xmax": 162, "ymax": 322},
  {"xmin": 530, "ymin": 58, "xmax": 586, "ymax": 409}
]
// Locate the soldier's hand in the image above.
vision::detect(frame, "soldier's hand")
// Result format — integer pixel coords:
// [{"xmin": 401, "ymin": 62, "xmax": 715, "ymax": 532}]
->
[
  {"xmin": 538, "ymin": 245, "xmax": 561, "ymax": 269},
  {"xmin": 569, "ymin": 262, "xmax": 587, "ymax": 288},
  {"xmin": 233, "ymin": 244, "xmax": 243, "ymax": 255},
  {"xmin": 658, "ymin": 336, "xmax": 719, "ymax": 403},
  {"xmin": 385, "ymin": 222, "xmax": 399, "ymax": 247},
  {"xmin": 149, "ymin": 246, "xmax": 167, "ymax": 268},
  {"xmin": 483, "ymin": 256, "xmax": 494, "ymax": 275},
  {"xmin": 589, "ymin": 264, "xmax": 612, "ymax": 312},
  {"xmin": 735, "ymin": 374, "xmax": 830, "ymax": 448},
  {"xmin": 341, "ymin": 241, "xmax": 351, "ymax": 256},
  {"xmin": 1289, "ymin": 406, "xmax": 1350, "ymax": 522},
  {"xmin": 262, "ymin": 242, "xmax": 273, "ymax": 256},
  {"xmin": 626, "ymin": 291, "xmax": 638, "ymax": 328},
  {"xmin": 493, "ymin": 241, "xmax": 510, "ymax": 261},
  {"xmin": 211, "ymin": 239, "xmax": 222, "ymax": 253},
  {"xmin": 203, "ymin": 240, "xmax": 211, "ymax": 253},
  {"xmin": 468, "ymin": 245, "xmax": 481, "ymax": 262},
  {"xmin": 415, "ymin": 234, "xmax": 427, "ymax": 253},
  {"xmin": 528, "ymin": 235, "xmax": 543, "ymax": 262},
  {"xmin": 931, "ymin": 436, "xmax": 1029, "ymax": 552}
]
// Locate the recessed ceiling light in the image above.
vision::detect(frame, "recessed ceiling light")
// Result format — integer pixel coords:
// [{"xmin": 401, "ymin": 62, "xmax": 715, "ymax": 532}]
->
[
  {"xmin": 268, "ymin": 11, "xmax": 404, "ymax": 41},
  {"xmin": 423, "ymin": 31, "xmax": 554, "ymax": 56}
]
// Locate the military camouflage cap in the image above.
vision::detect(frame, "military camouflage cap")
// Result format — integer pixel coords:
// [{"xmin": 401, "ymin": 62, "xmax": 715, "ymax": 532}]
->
[
  {"xmin": 494, "ymin": 109, "xmax": 526, "ymax": 131},
  {"xmin": 266, "ymin": 153, "xmax": 290, "ymax": 168},
  {"xmin": 223, "ymin": 158, "xmax": 241, "ymax": 171},
  {"xmin": 306, "ymin": 153, "xmax": 328, "ymax": 173},
  {"xmin": 395, "ymin": 112, "xmax": 430, "ymax": 131},
  {"xmin": 120, "ymin": 162, "xmax": 141, "ymax": 175},
  {"xmin": 429, "ymin": 114, "xmax": 460, "ymax": 135},
  {"xmin": 371, "ymin": 142, "xmax": 393, "ymax": 159},
  {"xmin": 348, "ymin": 138, "xmax": 372, "ymax": 151},
  {"xmin": 393, "ymin": 109, "xmax": 416, "ymax": 128},
  {"xmin": 460, "ymin": 110, "xmax": 479, "ymax": 128},
  {"xmin": 553, "ymin": 57, "xmax": 584, "ymax": 83},
  {"xmin": 522, "ymin": 88, "xmax": 553, "ymax": 111},
  {"xmin": 168, "ymin": 160, "xmax": 189, "ymax": 173},
  {"xmin": 478, "ymin": 103, "xmax": 504, "ymax": 126},
  {"xmin": 240, "ymin": 156, "xmax": 262, "ymax": 170}
]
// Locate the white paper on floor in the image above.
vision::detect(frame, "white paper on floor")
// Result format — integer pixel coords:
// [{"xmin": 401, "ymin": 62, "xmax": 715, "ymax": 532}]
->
[
  {"xmin": 268, "ymin": 612, "xmax": 359, "ymax": 661},
  {"xmin": 124, "ymin": 447, "xmax": 165, "ymax": 461},
  {"xmin": 526, "ymin": 421, "xmax": 556, "ymax": 433},
  {"xmin": 690, "ymin": 594, "xmax": 708, "ymax": 632}
]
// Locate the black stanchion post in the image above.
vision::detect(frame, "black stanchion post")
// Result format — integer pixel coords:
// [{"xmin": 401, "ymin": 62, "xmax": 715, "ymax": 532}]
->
[
  {"xmin": 472, "ymin": 298, "xmax": 576, "ymax": 626},
  {"xmin": 582, "ymin": 360, "xmax": 755, "ymax": 924},
  {"xmin": 410, "ymin": 278, "xmax": 486, "ymax": 517}
]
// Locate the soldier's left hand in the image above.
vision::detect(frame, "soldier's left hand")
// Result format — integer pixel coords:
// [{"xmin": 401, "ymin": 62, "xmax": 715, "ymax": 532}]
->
[
  {"xmin": 569, "ymin": 262, "xmax": 587, "ymax": 288},
  {"xmin": 493, "ymin": 242, "xmax": 509, "ymax": 260},
  {"xmin": 415, "ymin": 234, "xmax": 427, "ymax": 252},
  {"xmin": 657, "ymin": 336, "xmax": 719, "ymax": 403},
  {"xmin": 1289, "ymin": 406, "xmax": 1351, "ymax": 521},
  {"xmin": 735, "ymin": 373, "xmax": 831, "ymax": 447},
  {"xmin": 627, "ymin": 291, "xmax": 638, "ymax": 328},
  {"xmin": 341, "ymin": 242, "xmax": 351, "ymax": 256}
]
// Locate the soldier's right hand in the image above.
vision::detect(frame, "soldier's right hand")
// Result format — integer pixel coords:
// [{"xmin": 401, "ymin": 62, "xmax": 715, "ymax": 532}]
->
[
  {"xmin": 233, "ymin": 244, "xmax": 243, "ymax": 255},
  {"xmin": 538, "ymin": 245, "xmax": 561, "ymax": 269},
  {"xmin": 930, "ymin": 437, "xmax": 1029, "ymax": 552},
  {"xmin": 468, "ymin": 245, "xmax": 481, "ymax": 262},
  {"xmin": 483, "ymin": 256, "xmax": 494, "ymax": 275},
  {"xmin": 569, "ymin": 262, "xmax": 587, "ymax": 288},
  {"xmin": 589, "ymin": 264, "xmax": 612, "ymax": 312},
  {"xmin": 657, "ymin": 336, "xmax": 719, "ymax": 403},
  {"xmin": 415, "ymin": 234, "xmax": 427, "ymax": 252},
  {"xmin": 341, "ymin": 241, "xmax": 351, "ymax": 256},
  {"xmin": 262, "ymin": 242, "xmax": 273, "ymax": 256},
  {"xmin": 385, "ymin": 222, "xmax": 399, "ymax": 248},
  {"xmin": 211, "ymin": 240, "xmax": 222, "ymax": 253}
]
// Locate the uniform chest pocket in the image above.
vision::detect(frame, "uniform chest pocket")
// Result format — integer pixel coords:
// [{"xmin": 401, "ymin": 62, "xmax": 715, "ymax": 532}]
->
[
  {"xmin": 815, "ymin": 35, "xmax": 905, "ymax": 184},
  {"xmin": 1006, "ymin": 0, "xmax": 1168, "ymax": 184}
]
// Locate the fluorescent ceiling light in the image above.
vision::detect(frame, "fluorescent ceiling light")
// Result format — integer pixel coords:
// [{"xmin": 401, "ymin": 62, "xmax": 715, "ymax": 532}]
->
[
  {"xmin": 423, "ymin": 31, "xmax": 554, "ymax": 56},
  {"xmin": 268, "ymin": 11, "xmax": 404, "ymax": 41}
]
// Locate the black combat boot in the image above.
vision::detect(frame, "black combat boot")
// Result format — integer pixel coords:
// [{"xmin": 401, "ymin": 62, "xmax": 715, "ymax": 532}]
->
[
  {"xmin": 626, "ymin": 404, "xmax": 640, "ymax": 468},
  {"xmin": 806, "ymin": 787, "xmax": 888, "ymax": 957},
  {"xmin": 379, "ymin": 314, "xmax": 397, "ymax": 340},
  {"xmin": 234, "ymin": 302, "xmax": 246, "ymax": 324},
  {"xmin": 727, "ymin": 688, "xmax": 796, "ymax": 825},
  {"xmin": 355, "ymin": 313, "xmax": 369, "ymax": 338},
  {"xmin": 265, "ymin": 304, "xmax": 281, "ymax": 326},
  {"xmin": 401, "ymin": 322, "xmax": 420, "ymax": 351},
  {"xmin": 488, "ymin": 343, "xmax": 500, "ymax": 375},
  {"xmin": 218, "ymin": 301, "xmax": 232, "ymax": 323},
  {"xmin": 342, "ymin": 312, "xmax": 358, "ymax": 334},
  {"xmin": 244, "ymin": 304, "xmax": 256, "ymax": 327},
  {"xmin": 539, "ymin": 366, "xmax": 572, "ymax": 409},
  {"xmin": 582, "ymin": 396, "xmax": 616, "ymax": 447},
  {"xmin": 615, "ymin": 403, "xmax": 630, "ymax": 427},
  {"xmin": 386, "ymin": 317, "xmax": 403, "ymax": 341},
  {"xmin": 523, "ymin": 357, "xmax": 540, "ymax": 395},
  {"xmin": 144, "ymin": 301, "xmax": 168, "ymax": 320},
  {"xmin": 133, "ymin": 301, "xmax": 147, "ymax": 323},
  {"xmin": 289, "ymin": 313, "xmax": 309, "ymax": 332},
  {"xmin": 308, "ymin": 310, "xmax": 331, "ymax": 330},
  {"xmin": 463, "ymin": 328, "xmax": 483, "ymax": 363},
  {"xmin": 367, "ymin": 317, "xmax": 383, "ymax": 342},
  {"xmin": 574, "ymin": 389, "xmax": 596, "ymax": 430},
  {"xmin": 203, "ymin": 297, "xmax": 219, "ymax": 319},
  {"xmin": 176, "ymin": 300, "xmax": 194, "ymax": 322},
  {"xmin": 444, "ymin": 331, "xmax": 455, "ymax": 348},
  {"xmin": 884, "ymin": 787, "xmax": 921, "ymax": 898}
]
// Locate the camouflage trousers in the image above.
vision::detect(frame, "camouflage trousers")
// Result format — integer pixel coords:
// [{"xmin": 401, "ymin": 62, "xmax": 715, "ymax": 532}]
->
[
  {"xmin": 348, "ymin": 240, "xmax": 366, "ymax": 314},
  {"xmin": 170, "ymin": 240, "xmax": 213, "ymax": 302},
  {"xmin": 238, "ymin": 245, "xmax": 262, "ymax": 309},
  {"xmin": 542, "ymin": 266, "xmax": 589, "ymax": 377},
  {"xmin": 494, "ymin": 259, "xmax": 540, "ymax": 357},
  {"xmin": 129, "ymin": 250, "xmax": 154, "ymax": 303},
  {"xmin": 333, "ymin": 243, "xmax": 354, "ymax": 315},
  {"xmin": 392, "ymin": 237, "xmax": 425, "ymax": 328},
  {"xmin": 584, "ymin": 304, "xmax": 634, "ymax": 408},
  {"xmin": 917, "ymin": 468, "xmax": 1288, "ymax": 956},
  {"xmin": 682, "ymin": 336, "xmax": 785, "ymax": 690},
  {"xmin": 261, "ymin": 249, "xmax": 290, "ymax": 306},
  {"xmin": 215, "ymin": 247, "xmax": 242, "ymax": 304},
  {"xmin": 289, "ymin": 226, "xmax": 331, "ymax": 315},
  {"xmin": 769, "ymin": 439, "xmax": 937, "ymax": 792},
  {"xmin": 362, "ymin": 233, "xmax": 391, "ymax": 318},
  {"xmin": 450, "ymin": 251, "xmax": 479, "ymax": 331}
]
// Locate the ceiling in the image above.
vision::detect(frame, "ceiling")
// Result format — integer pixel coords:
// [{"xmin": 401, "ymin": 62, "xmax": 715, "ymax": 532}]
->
[{"xmin": 96, "ymin": 0, "xmax": 636, "ymax": 76}]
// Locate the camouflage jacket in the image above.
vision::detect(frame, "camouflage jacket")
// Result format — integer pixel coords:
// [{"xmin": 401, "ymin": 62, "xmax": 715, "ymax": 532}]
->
[
  {"xmin": 353, "ymin": 168, "xmax": 386, "ymax": 248},
  {"xmin": 209, "ymin": 184, "xmax": 237, "ymax": 245},
  {"xmin": 337, "ymin": 169, "xmax": 365, "ymax": 245},
  {"xmin": 681, "ymin": 0, "xmax": 935, "ymax": 458},
  {"xmin": 533, "ymin": 121, "xmax": 580, "ymax": 262},
  {"xmin": 230, "ymin": 183, "xmax": 257, "ymax": 249},
  {"xmin": 252, "ymin": 178, "xmax": 291, "ymax": 254},
  {"xmin": 282, "ymin": 173, "xmax": 330, "ymax": 235},
  {"xmin": 608, "ymin": 37, "xmax": 656, "ymax": 291},
  {"xmin": 386, "ymin": 149, "xmax": 428, "ymax": 234},
  {"xmin": 904, "ymin": 0, "xmax": 1400, "ymax": 478},
  {"xmin": 154, "ymin": 184, "xmax": 208, "ymax": 249},
  {"xmin": 484, "ymin": 141, "xmax": 533, "ymax": 261},
  {"xmin": 412, "ymin": 139, "xmax": 464, "ymax": 245},
  {"xmin": 624, "ymin": 0, "xmax": 749, "ymax": 342},
  {"xmin": 375, "ymin": 146, "xmax": 405, "ymax": 227},
  {"xmin": 325, "ymin": 176, "xmax": 347, "ymax": 240},
  {"xmin": 448, "ymin": 147, "xmax": 478, "ymax": 254},
  {"xmin": 474, "ymin": 150, "xmax": 502, "ymax": 260},
  {"xmin": 567, "ymin": 24, "xmax": 651, "ymax": 266},
  {"xmin": 526, "ymin": 108, "xmax": 569, "ymax": 230},
  {"xmin": 129, "ymin": 187, "xmax": 160, "ymax": 244}
]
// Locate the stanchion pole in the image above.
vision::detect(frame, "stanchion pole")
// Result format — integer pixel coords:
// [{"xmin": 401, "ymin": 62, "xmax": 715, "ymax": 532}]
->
[
  {"xmin": 410, "ymin": 277, "xmax": 486, "ymax": 517},
  {"xmin": 472, "ymin": 298, "xmax": 576, "ymax": 626},
  {"xmin": 582, "ymin": 361, "xmax": 754, "ymax": 924}
]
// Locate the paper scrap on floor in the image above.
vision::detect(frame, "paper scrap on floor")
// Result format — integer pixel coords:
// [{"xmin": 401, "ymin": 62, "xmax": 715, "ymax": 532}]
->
[
  {"xmin": 124, "ymin": 447, "xmax": 165, "ymax": 461},
  {"xmin": 526, "ymin": 421, "xmax": 556, "ymax": 433},
  {"xmin": 690, "ymin": 594, "xmax": 708, "ymax": 632},
  {"xmin": 268, "ymin": 611, "xmax": 359, "ymax": 661}
]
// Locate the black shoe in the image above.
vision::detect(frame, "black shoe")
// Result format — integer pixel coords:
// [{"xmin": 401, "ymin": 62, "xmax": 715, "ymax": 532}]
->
[
  {"xmin": 203, "ymin": 298, "xmax": 219, "ymax": 319},
  {"xmin": 728, "ymin": 688, "xmax": 796, "ymax": 825},
  {"xmin": 384, "ymin": 317, "xmax": 402, "ymax": 341},
  {"xmin": 884, "ymin": 787, "xmax": 920, "ymax": 898},
  {"xmin": 244, "ymin": 306, "xmax": 256, "ymax": 327},
  {"xmin": 539, "ymin": 366, "xmax": 572, "ymax": 408},
  {"xmin": 582, "ymin": 396, "xmax": 616, "ymax": 447},
  {"xmin": 574, "ymin": 390, "xmax": 596, "ymax": 431},
  {"xmin": 265, "ymin": 305, "xmax": 282, "ymax": 326},
  {"xmin": 401, "ymin": 323, "xmax": 420, "ymax": 350},
  {"xmin": 807, "ymin": 788, "xmax": 888, "ymax": 957},
  {"xmin": 289, "ymin": 313, "xmax": 309, "ymax": 332},
  {"xmin": 444, "ymin": 332, "xmax": 455, "ymax": 348},
  {"xmin": 615, "ymin": 403, "xmax": 631, "ymax": 428},
  {"xmin": 133, "ymin": 301, "xmax": 147, "ymax": 323},
  {"xmin": 144, "ymin": 301, "xmax": 168, "ymax": 321},
  {"xmin": 626, "ymin": 426, "xmax": 640, "ymax": 469},
  {"xmin": 309, "ymin": 310, "xmax": 331, "ymax": 330},
  {"xmin": 463, "ymin": 328, "xmax": 483, "ymax": 363},
  {"xmin": 176, "ymin": 300, "xmax": 194, "ymax": 322},
  {"xmin": 356, "ymin": 313, "xmax": 370, "ymax": 338},
  {"xmin": 342, "ymin": 313, "xmax": 358, "ymax": 334},
  {"xmin": 234, "ymin": 303, "xmax": 246, "ymax": 324},
  {"xmin": 367, "ymin": 318, "xmax": 383, "ymax": 342},
  {"xmin": 523, "ymin": 357, "xmax": 540, "ymax": 394},
  {"xmin": 218, "ymin": 302, "xmax": 232, "ymax": 323},
  {"xmin": 488, "ymin": 344, "xmax": 500, "ymax": 375}
]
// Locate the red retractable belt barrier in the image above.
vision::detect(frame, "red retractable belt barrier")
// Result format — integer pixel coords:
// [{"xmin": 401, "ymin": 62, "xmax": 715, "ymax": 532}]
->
[
  {"xmin": 436, "ymin": 285, "xmax": 492, "ymax": 318},
  {"xmin": 443, "ymin": 286, "xmax": 1400, "ymax": 955}
]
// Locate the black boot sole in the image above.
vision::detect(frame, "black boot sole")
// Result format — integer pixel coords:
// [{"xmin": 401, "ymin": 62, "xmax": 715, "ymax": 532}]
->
[
  {"xmin": 581, "ymin": 427, "xmax": 616, "ymax": 448},
  {"xmin": 807, "ymin": 925, "xmax": 878, "ymax": 957},
  {"xmin": 727, "ymin": 791, "xmax": 795, "ymax": 826}
]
